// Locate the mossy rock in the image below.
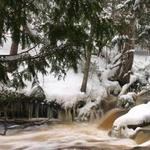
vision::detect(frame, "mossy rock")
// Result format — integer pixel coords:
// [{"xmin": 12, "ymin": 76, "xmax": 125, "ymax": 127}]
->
[{"xmin": 30, "ymin": 85, "xmax": 46, "ymax": 101}]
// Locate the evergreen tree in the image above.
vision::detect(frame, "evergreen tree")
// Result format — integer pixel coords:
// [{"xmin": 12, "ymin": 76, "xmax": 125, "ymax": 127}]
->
[
  {"xmin": 43, "ymin": 0, "xmax": 114, "ymax": 92},
  {"xmin": 0, "ymin": 0, "xmax": 81, "ymax": 87},
  {"xmin": 135, "ymin": 0, "xmax": 150, "ymax": 49},
  {"xmin": 109, "ymin": 0, "xmax": 150, "ymax": 86},
  {"xmin": 0, "ymin": 0, "xmax": 40, "ymax": 53},
  {"xmin": 0, "ymin": 0, "xmax": 114, "ymax": 91}
]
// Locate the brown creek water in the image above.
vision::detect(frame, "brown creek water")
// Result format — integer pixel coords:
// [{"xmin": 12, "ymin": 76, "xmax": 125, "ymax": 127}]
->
[{"xmin": 0, "ymin": 122, "xmax": 149, "ymax": 150}]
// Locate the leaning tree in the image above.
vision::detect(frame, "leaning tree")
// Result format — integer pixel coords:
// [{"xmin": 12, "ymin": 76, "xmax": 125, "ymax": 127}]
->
[{"xmin": 109, "ymin": 0, "xmax": 150, "ymax": 86}]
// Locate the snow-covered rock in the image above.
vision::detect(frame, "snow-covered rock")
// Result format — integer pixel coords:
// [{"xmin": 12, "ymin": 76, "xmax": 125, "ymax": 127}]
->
[
  {"xmin": 77, "ymin": 99, "xmax": 103, "ymax": 121},
  {"xmin": 111, "ymin": 102, "xmax": 150, "ymax": 138},
  {"xmin": 30, "ymin": 85, "xmax": 46, "ymax": 101},
  {"xmin": 117, "ymin": 92, "xmax": 136, "ymax": 109}
]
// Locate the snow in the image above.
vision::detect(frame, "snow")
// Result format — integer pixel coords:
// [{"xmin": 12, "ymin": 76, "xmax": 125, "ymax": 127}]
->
[
  {"xmin": 112, "ymin": 102, "xmax": 150, "ymax": 137},
  {"xmin": 0, "ymin": 36, "xmax": 110, "ymax": 113},
  {"xmin": 132, "ymin": 53, "xmax": 150, "ymax": 87},
  {"xmin": 116, "ymin": 0, "xmax": 132, "ymax": 10},
  {"xmin": 0, "ymin": 35, "xmax": 12, "ymax": 55},
  {"xmin": 1, "ymin": 36, "xmax": 149, "ymax": 112},
  {"xmin": 111, "ymin": 35, "xmax": 128, "ymax": 45},
  {"xmin": 119, "ymin": 74, "xmax": 137, "ymax": 96},
  {"xmin": 133, "ymin": 0, "xmax": 141, "ymax": 10},
  {"xmin": 116, "ymin": 4, "xmax": 124, "ymax": 10},
  {"xmin": 133, "ymin": 54, "xmax": 150, "ymax": 70}
]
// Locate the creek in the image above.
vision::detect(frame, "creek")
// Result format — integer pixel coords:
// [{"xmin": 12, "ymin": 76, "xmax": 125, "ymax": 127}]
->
[{"xmin": 0, "ymin": 121, "xmax": 139, "ymax": 150}]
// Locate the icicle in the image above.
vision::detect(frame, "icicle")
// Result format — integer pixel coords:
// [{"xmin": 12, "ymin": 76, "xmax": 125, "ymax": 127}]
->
[
  {"xmin": 72, "ymin": 105, "xmax": 76, "ymax": 121},
  {"xmin": 58, "ymin": 109, "xmax": 66, "ymax": 121},
  {"xmin": 47, "ymin": 105, "xmax": 52, "ymax": 119},
  {"xmin": 89, "ymin": 110, "xmax": 95, "ymax": 121},
  {"xmin": 35, "ymin": 102, "xmax": 39, "ymax": 118},
  {"xmin": 28, "ymin": 102, "xmax": 33, "ymax": 119},
  {"xmin": 65, "ymin": 108, "xmax": 72, "ymax": 122}
]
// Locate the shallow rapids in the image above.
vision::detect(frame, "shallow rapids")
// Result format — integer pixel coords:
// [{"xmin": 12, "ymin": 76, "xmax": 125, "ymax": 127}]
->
[{"xmin": 0, "ymin": 122, "xmax": 137, "ymax": 150}]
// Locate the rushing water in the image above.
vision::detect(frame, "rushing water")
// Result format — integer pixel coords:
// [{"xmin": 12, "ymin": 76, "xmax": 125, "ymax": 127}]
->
[{"xmin": 0, "ymin": 121, "xmax": 144, "ymax": 150}]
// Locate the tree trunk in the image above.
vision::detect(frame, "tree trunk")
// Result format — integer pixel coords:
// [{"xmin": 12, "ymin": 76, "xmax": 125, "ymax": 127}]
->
[
  {"xmin": 8, "ymin": 41, "xmax": 19, "ymax": 72},
  {"xmin": 35, "ymin": 103, "xmax": 39, "ymax": 118},
  {"xmin": 28, "ymin": 103, "xmax": 33, "ymax": 120},
  {"xmin": 111, "ymin": 19, "xmax": 135, "ymax": 86},
  {"xmin": 80, "ymin": 47, "xmax": 92, "ymax": 93},
  {"xmin": 80, "ymin": 22, "xmax": 94, "ymax": 93},
  {"xmin": 0, "ymin": 14, "xmax": 4, "ymax": 44},
  {"xmin": 10, "ymin": 41, "xmax": 19, "ymax": 55},
  {"xmin": 116, "ymin": 46, "xmax": 134, "ymax": 86}
]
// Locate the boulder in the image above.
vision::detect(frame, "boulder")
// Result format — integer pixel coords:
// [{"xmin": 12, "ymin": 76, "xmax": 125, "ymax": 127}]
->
[
  {"xmin": 110, "ymin": 102, "xmax": 150, "ymax": 138},
  {"xmin": 117, "ymin": 92, "xmax": 137, "ymax": 109},
  {"xmin": 133, "ymin": 129, "xmax": 150, "ymax": 144},
  {"xmin": 30, "ymin": 85, "xmax": 46, "ymax": 101}
]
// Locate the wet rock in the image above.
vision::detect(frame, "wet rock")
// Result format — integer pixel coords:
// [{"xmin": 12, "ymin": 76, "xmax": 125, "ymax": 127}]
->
[
  {"xmin": 131, "ymin": 147, "xmax": 150, "ymax": 150},
  {"xmin": 131, "ymin": 126, "xmax": 150, "ymax": 145},
  {"xmin": 133, "ymin": 130, "xmax": 150, "ymax": 145}
]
